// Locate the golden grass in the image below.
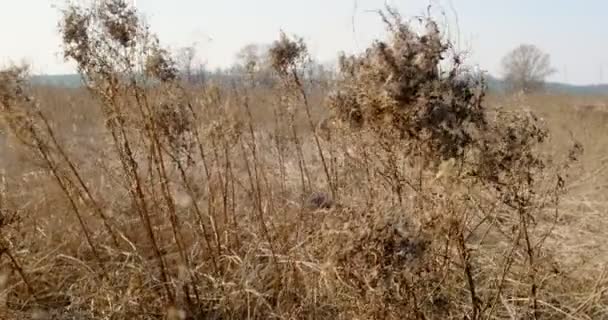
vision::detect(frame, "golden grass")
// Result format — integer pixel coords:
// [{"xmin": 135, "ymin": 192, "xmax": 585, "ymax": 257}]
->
[
  {"xmin": 0, "ymin": 1, "xmax": 607, "ymax": 319},
  {"xmin": 1, "ymin": 71, "xmax": 608, "ymax": 320}
]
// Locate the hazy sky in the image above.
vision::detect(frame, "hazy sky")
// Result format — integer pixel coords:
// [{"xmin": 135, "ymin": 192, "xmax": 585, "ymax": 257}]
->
[{"xmin": 1, "ymin": 0, "xmax": 607, "ymax": 84}]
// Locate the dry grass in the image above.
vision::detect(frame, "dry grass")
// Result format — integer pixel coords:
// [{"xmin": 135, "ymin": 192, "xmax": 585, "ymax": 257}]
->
[{"xmin": 0, "ymin": 1, "xmax": 607, "ymax": 319}]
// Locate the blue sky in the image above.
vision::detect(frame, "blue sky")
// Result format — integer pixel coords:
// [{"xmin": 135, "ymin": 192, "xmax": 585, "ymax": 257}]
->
[{"xmin": 1, "ymin": 0, "xmax": 607, "ymax": 85}]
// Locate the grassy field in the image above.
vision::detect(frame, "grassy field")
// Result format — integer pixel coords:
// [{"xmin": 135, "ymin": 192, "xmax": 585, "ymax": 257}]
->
[{"xmin": 1, "ymin": 1, "xmax": 608, "ymax": 319}]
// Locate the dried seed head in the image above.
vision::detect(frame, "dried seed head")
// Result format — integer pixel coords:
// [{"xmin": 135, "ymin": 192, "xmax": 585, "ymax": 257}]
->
[
  {"xmin": 146, "ymin": 48, "xmax": 178, "ymax": 82},
  {"xmin": 306, "ymin": 191, "xmax": 334, "ymax": 210},
  {"xmin": 61, "ymin": 7, "xmax": 91, "ymax": 67},
  {"xmin": 0, "ymin": 66, "xmax": 29, "ymax": 103},
  {"xmin": 99, "ymin": 0, "xmax": 139, "ymax": 47},
  {"xmin": 269, "ymin": 32, "xmax": 308, "ymax": 75},
  {"xmin": 327, "ymin": 9, "xmax": 486, "ymax": 163}
]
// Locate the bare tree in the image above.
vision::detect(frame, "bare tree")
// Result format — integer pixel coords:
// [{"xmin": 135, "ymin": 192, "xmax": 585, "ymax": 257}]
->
[
  {"xmin": 176, "ymin": 45, "xmax": 206, "ymax": 85},
  {"xmin": 501, "ymin": 44, "xmax": 555, "ymax": 93},
  {"xmin": 233, "ymin": 43, "xmax": 275, "ymax": 87},
  {"xmin": 235, "ymin": 44, "xmax": 265, "ymax": 73},
  {"xmin": 177, "ymin": 46, "xmax": 195, "ymax": 81}
]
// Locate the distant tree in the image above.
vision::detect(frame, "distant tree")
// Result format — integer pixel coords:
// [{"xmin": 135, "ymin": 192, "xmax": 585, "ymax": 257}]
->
[
  {"xmin": 176, "ymin": 45, "xmax": 206, "ymax": 85},
  {"xmin": 303, "ymin": 59, "xmax": 336, "ymax": 89},
  {"xmin": 501, "ymin": 44, "xmax": 555, "ymax": 93},
  {"xmin": 177, "ymin": 46, "xmax": 195, "ymax": 79},
  {"xmin": 233, "ymin": 43, "xmax": 275, "ymax": 87},
  {"xmin": 230, "ymin": 44, "xmax": 334, "ymax": 88},
  {"xmin": 235, "ymin": 44, "xmax": 265, "ymax": 73}
]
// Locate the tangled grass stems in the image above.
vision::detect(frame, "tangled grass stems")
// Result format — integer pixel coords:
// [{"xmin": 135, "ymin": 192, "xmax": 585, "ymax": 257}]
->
[{"xmin": 0, "ymin": 2, "xmax": 601, "ymax": 319}]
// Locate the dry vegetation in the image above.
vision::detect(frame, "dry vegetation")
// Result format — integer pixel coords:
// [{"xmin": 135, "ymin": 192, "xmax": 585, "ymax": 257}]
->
[{"xmin": 0, "ymin": 1, "xmax": 607, "ymax": 319}]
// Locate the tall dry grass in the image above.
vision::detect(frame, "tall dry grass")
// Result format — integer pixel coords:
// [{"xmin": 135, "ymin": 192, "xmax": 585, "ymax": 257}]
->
[{"xmin": 0, "ymin": 1, "xmax": 606, "ymax": 319}]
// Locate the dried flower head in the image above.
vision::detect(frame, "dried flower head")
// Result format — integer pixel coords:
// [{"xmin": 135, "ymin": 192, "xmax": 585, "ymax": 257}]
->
[
  {"xmin": 61, "ymin": 6, "xmax": 92, "ymax": 67},
  {"xmin": 269, "ymin": 32, "xmax": 308, "ymax": 75},
  {"xmin": 328, "ymin": 9, "xmax": 486, "ymax": 161},
  {"xmin": 474, "ymin": 109, "xmax": 548, "ymax": 190},
  {"xmin": 145, "ymin": 47, "xmax": 178, "ymax": 82},
  {"xmin": 153, "ymin": 99, "xmax": 195, "ymax": 159},
  {"xmin": 0, "ymin": 66, "xmax": 39, "ymax": 147},
  {"xmin": 60, "ymin": 0, "xmax": 150, "ymax": 86},
  {"xmin": 99, "ymin": 0, "xmax": 139, "ymax": 47}
]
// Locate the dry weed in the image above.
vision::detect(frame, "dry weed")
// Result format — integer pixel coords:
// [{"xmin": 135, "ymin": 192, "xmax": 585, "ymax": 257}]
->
[{"xmin": 0, "ymin": 2, "xmax": 604, "ymax": 320}]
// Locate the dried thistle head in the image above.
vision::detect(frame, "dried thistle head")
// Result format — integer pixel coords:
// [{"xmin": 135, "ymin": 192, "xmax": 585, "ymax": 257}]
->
[
  {"xmin": 59, "ymin": 0, "xmax": 150, "ymax": 88},
  {"xmin": 0, "ymin": 67, "xmax": 26, "ymax": 106},
  {"xmin": 98, "ymin": 0, "xmax": 139, "ymax": 47},
  {"xmin": 153, "ymin": 99, "xmax": 194, "ymax": 156},
  {"xmin": 60, "ymin": 6, "xmax": 92, "ymax": 68},
  {"xmin": 327, "ymin": 8, "xmax": 485, "ymax": 162},
  {"xmin": 145, "ymin": 47, "xmax": 178, "ymax": 82},
  {"xmin": 474, "ymin": 109, "xmax": 548, "ymax": 189},
  {"xmin": 0, "ymin": 66, "xmax": 39, "ymax": 147}
]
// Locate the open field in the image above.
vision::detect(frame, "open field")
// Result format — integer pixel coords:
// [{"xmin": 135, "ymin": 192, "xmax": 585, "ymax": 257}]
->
[
  {"xmin": 1, "ymin": 2, "xmax": 608, "ymax": 319},
  {"xmin": 1, "ymin": 86, "xmax": 607, "ymax": 320}
]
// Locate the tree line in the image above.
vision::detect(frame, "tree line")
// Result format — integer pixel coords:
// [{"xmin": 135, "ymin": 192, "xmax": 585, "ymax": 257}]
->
[{"xmin": 176, "ymin": 42, "xmax": 555, "ymax": 94}]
